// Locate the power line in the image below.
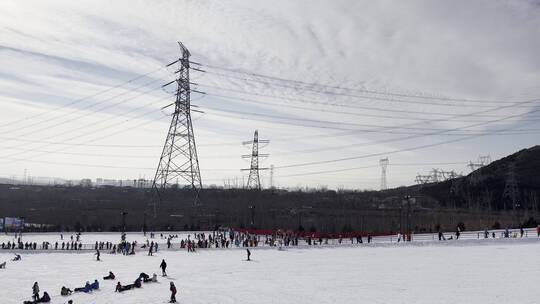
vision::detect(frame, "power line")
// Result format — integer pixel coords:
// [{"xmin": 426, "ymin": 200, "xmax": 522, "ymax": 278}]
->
[
  {"xmin": 274, "ymin": 161, "xmax": 470, "ymax": 178},
  {"xmin": 203, "ymin": 90, "xmax": 540, "ymax": 123},
  {"xmin": 0, "ymin": 93, "xmax": 171, "ymax": 160},
  {"xmin": 198, "ymin": 83, "xmax": 537, "ymax": 118},
  {"xmin": 273, "ymin": 99, "xmax": 540, "ymax": 169},
  {"xmin": 2, "ymin": 90, "xmax": 536, "ymax": 169},
  {"xmin": 0, "ymin": 78, "xmax": 167, "ymax": 137},
  {"xmin": 0, "ymin": 65, "xmax": 166, "ymax": 129},
  {"xmin": 4, "ymin": 91, "xmax": 535, "ymax": 162},
  {"xmin": 276, "ymin": 165, "xmax": 380, "ymax": 178},
  {"xmin": 201, "ymin": 63, "xmax": 527, "ymax": 105},
  {"xmin": 199, "ymin": 100, "xmax": 540, "ymax": 135},
  {"xmin": 196, "ymin": 89, "xmax": 540, "ymax": 159}
]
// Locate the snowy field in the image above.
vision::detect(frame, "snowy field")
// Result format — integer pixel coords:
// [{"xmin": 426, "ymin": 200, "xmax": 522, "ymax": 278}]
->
[{"xmin": 2, "ymin": 238, "xmax": 539, "ymax": 304}]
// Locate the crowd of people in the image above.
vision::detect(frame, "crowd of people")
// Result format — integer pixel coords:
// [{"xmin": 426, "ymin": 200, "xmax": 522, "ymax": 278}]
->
[
  {"xmin": 436, "ymin": 226, "xmax": 533, "ymax": 241},
  {"xmin": 1, "ymin": 240, "xmax": 88, "ymax": 251},
  {"xmin": 22, "ymin": 258, "xmax": 173, "ymax": 303},
  {"xmin": 2, "ymin": 225, "xmax": 540, "ymax": 255}
]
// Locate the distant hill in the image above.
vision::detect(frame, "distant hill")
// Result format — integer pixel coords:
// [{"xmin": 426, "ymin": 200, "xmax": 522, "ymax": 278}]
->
[{"xmin": 419, "ymin": 145, "xmax": 540, "ymax": 212}]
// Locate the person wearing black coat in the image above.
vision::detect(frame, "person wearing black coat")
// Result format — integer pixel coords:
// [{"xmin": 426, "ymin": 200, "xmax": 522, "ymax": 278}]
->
[
  {"xmin": 169, "ymin": 282, "xmax": 177, "ymax": 303},
  {"xmin": 160, "ymin": 259, "xmax": 167, "ymax": 276},
  {"xmin": 103, "ymin": 271, "xmax": 115, "ymax": 280}
]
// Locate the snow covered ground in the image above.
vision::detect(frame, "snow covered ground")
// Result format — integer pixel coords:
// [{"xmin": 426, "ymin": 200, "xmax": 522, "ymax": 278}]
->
[{"xmin": 1, "ymin": 237, "xmax": 539, "ymax": 304}]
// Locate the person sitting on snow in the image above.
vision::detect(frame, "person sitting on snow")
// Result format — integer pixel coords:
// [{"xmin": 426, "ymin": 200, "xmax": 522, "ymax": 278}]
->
[
  {"xmin": 12, "ymin": 254, "xmax": 21, "ymax": 261},
  {"xmin": 74, "ymin": 281, "xmax": 91, "ymax": 293},
  {"xmin": 115, "ymin": 282, "xmax": 134, "ymax": 292},
  {"xmin": 37, "ymin": 292, "xmax": 51, "ymax": 303},
  {"xmin": 90, "ymin": 279, "xmax": 99, "ymax": 290},
  {"xmin": 103, "ymin": 271, "xmax": 115, "ymax": 280},
  {"xmin": 133, "ymin": 277, "xmax": 142, "ymax": 288},
  {"xmin": 60, "ymin": 286, "xmax": 73, "ymax": 296},
  {"xmin": 0, "ymin": 261, "xmax": 6, "ymax": 269}
]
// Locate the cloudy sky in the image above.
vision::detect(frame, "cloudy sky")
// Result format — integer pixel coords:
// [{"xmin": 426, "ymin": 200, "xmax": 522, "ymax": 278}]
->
[{"xmin": 0, "ymin": 0, "xmax": 539, "ymax": 190}]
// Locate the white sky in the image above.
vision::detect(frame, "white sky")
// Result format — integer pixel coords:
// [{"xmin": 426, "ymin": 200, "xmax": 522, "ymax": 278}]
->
[{"xmin": 0, "ymin": 0, "xmax": 539, "ymax": 190}]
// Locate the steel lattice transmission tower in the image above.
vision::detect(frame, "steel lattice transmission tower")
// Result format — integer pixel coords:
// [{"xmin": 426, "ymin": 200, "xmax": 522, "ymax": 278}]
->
[
  {"xmin": 151, "ymin": 42, "xmax": 202, "ymax": 215},
  {"xmin": 242, "ymin": 130, "xmax": 269, "ymax": 190},
  {"xmin": 502, "ymin": 162, "xmax": 519, "ymax": 211},
  {"xmin": 380, "ymin": 157, "xmax": 389, "ymax": 190}
]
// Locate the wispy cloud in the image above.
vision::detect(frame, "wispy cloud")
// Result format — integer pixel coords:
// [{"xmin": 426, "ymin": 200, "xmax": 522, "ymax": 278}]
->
[{"xmin": 0, "ymin": 0, "xmax": 539, "ymax": 189}]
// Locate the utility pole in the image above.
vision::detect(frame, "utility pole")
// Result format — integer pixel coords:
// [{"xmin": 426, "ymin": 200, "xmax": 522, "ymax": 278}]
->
[
  {"xmin": 241, "ymin": 130, "xmax": 269, "ymax": 190},
  {"xmin": 121, "ymin": 211, "xmax": 128, "ymax": 233},
  {"xmin": 143, "ymin": 212, "xmax": 147, "ymax": 236},
  {"xmin": 406, "ymin": 196, "xmax": 410, "ymax": 235},
  {"xmin": 269, "ymin": 164, "xmax": 275, "ymax": 189},
  {"xmin": 151, "ymin": 42, "xmax": 203, "ymax": 215},
  {"xmin": 248, "ymin": 205, "xmax": 256, "ymax": 228},
  {"xmin": 403, "ymin": 195, "xmax": 413, "ymax": 239},
  {"xmin": 380, "ymin": 158, "xmax": 389, "ymax": 190}
]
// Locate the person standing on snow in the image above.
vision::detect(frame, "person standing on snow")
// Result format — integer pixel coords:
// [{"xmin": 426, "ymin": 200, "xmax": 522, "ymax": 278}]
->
[
  {"xmin": 169, "ymin": 282, "xmax": 177, "ymax": 303},
  {"xmin": 246, "ymin": 248, "xmax": 251, "ymax": 261},
  {"xmin": 160, "ymin": 259, "xmax": 167, "ymax": 276},
  {"xmin": 95, "ymin": 249, "xmax": 101, "ymax": 261},
  {"xmin": 32, "ymin": 282, "xmax": 40, "ymax": 301}
]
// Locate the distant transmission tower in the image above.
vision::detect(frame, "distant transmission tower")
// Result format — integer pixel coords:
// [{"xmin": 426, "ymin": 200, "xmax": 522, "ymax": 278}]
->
[
  {"xmin": 468, "ymin": 155, "xmax": 491, "ymax": 171},
  {"xmin": 242, "ymin": 130, "xmax": 269, "ymax": 190},
  {"xmin": 502, "ymin": 162, "xmax": 519, "ymax": 211},
  {"xmin": 269, "ymin": 164, "xmax": 275, "ymax": 189},
  {"xmin": 468, "ymin": 155, "xmax": 491, "ymax": 185},
  {"xmin": 380, "ymin": 158, "xmax": 389, "ymax": 190},
  {"xmin": 151, "ymin": 42, "xmax": 202, "ymax": 215}
]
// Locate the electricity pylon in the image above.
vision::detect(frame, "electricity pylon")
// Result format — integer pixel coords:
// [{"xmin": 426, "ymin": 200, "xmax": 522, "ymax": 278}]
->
[
  {"xmin": 241, "ymin": 130, "xmax": 269, "ymax": 190},
  {"xmin": 151, "ymin": 42, "xmax": 202, "ymax": 216},
  {"xmin": 502, "ymin": 162, "xmax": 519, "ymax": 211}
]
